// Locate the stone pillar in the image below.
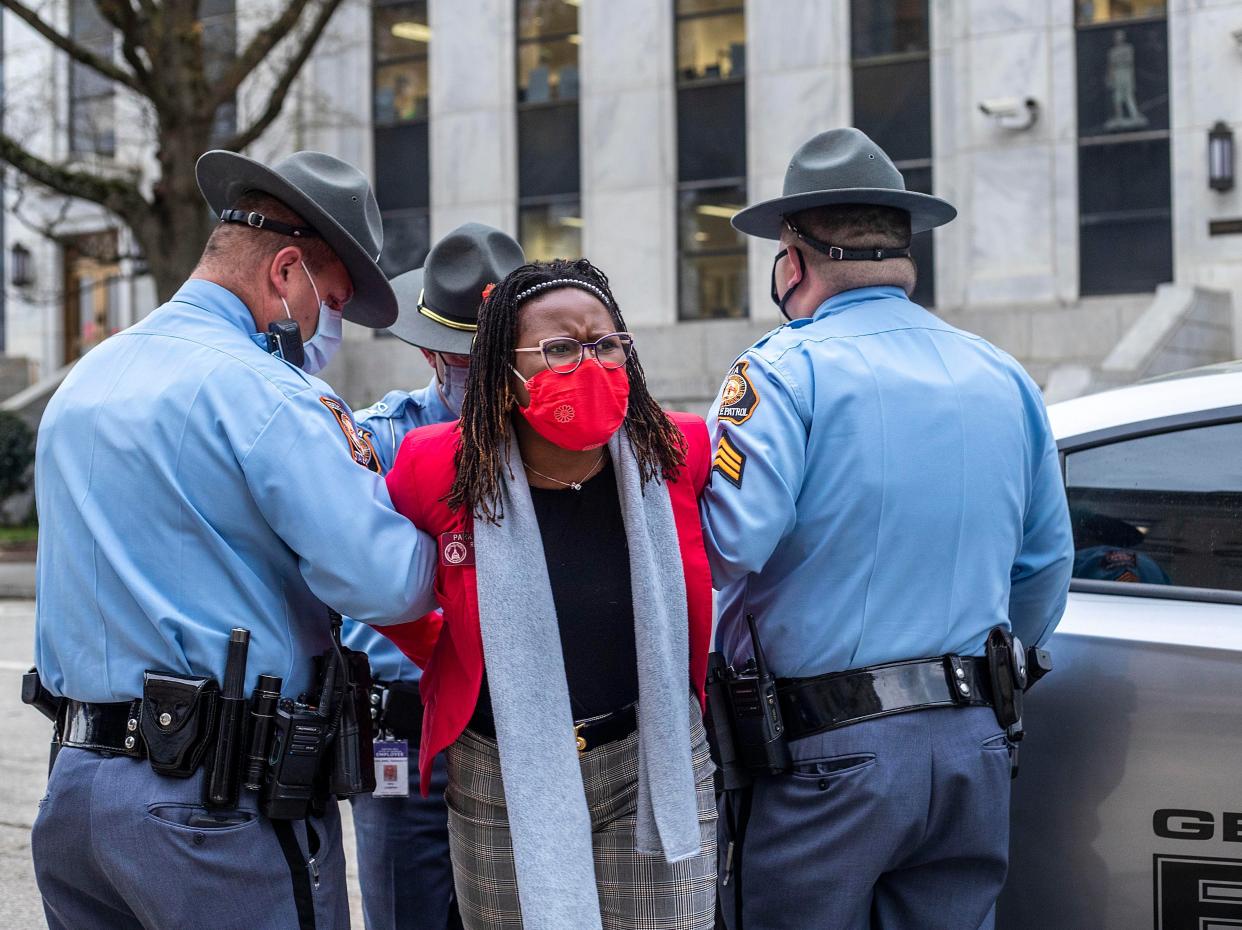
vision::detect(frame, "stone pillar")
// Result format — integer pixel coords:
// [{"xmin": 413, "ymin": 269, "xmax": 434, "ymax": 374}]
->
[
  {"xmin": 744, "ymin": 0, "xmax": 852, "ymax": 321},
  {"xmin": 1167, "ymin": 0, "xmax": 1242, "ymax": 354},
  {"xmin": 930, "ymin": 0, "xmax": 1076, "ymax": 319},
  {"xmin": 427, "ymin": 0, "xmax": 518, "ymax": 238},
  {"xmin": 579, "ymin": 0, "xmax": 677, "ymax": 327}
]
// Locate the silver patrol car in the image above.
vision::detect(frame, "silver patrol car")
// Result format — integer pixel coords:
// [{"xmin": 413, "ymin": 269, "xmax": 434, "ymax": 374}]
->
[{"xmin": 998, "ymin": 361, "xmax": 1242, "ymax": 930}]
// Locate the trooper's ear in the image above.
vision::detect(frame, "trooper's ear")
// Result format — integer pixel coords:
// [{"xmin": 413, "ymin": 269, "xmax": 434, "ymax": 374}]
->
[{"xmin": 268, "ymin": 245, "xmax": 305, "ymax": 298}]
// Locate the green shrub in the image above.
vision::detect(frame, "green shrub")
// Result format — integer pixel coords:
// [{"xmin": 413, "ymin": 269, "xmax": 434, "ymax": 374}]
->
[{"xmin": 0, "ymin": 411, "xmax": 34, "ymax": 500}]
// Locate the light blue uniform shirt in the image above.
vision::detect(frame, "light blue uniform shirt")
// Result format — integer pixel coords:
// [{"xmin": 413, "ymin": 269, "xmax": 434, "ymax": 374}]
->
[
  {"xmin": 701, "ymin": 286, "xmax": 1073, "ymax": 678},
  {"xmin": 34, "ymin": 280, "xmax": 439, "ymax": 703},
  {"xmin": 341, "ymin": 381, "xmax": 454, "ymax": 683}
]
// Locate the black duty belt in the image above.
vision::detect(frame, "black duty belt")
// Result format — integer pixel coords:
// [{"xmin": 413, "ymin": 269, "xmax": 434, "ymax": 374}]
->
[
  {"xmin": 777, "ymin": 655, "xmax": 994, "ymax": 742},
  {"xmin": 60, "ymin": 698, "xmax": 149, "ymax": 758},
  {"xmin": 470, "ymin": 702, "xmax": 638, "ymax": 754},
  {"xmin": 371, "ymin": 680, "xmax": 424, "ymax": 741}
]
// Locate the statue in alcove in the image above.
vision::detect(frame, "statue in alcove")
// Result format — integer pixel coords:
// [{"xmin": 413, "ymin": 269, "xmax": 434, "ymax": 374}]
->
[{"xmin": 1104, "ymin": 28, "xmax": 1149, "ymax": 131}]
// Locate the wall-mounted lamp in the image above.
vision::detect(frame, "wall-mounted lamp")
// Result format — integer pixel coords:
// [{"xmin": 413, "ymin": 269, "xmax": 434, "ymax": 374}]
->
[
  {"xmin": 978, "ymin": 96, "xmax": 1040, "ymax": 132},
  {"xmin": 1209, "ymin": 121, "xmax": 1235, "ymax": 192},
  {"xmin": 9, "ymin": 243, "xmax": 32, "ymax": 288}
]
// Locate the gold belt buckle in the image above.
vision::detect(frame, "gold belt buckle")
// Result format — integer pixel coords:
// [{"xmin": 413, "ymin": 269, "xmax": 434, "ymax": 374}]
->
[{"xmin": 574, "ymin": 722, "xmax": 587, "ymax": 754}]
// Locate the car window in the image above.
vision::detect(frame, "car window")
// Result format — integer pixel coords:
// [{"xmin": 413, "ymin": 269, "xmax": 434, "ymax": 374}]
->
[{"xmin": 1064, "ymin": 420, "xmax": 1242, "ymax": 593}]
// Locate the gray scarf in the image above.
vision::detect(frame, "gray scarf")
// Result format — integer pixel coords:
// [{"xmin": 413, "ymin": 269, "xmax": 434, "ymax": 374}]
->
[{"xmin": 471, "ymin": 425, "xmax": 700, "ymax": 930}]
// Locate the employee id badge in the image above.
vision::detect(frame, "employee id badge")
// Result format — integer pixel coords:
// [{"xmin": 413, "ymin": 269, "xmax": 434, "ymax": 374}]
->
[{"xmin": 372, "ymin": 740, "xmax": 409, "ymax": 798}]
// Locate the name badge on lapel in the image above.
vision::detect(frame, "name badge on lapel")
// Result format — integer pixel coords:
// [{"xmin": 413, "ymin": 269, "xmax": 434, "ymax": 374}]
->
[{"xmin": 439, "ymin": 532, "xmax": 475, "ymax": 568}]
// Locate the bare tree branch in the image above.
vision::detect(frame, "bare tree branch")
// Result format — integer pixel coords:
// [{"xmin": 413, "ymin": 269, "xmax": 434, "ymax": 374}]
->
[
  {"xmin": 221, "ymin": 0, "xmax": 344, "ymax": 152},
  {"xmin": 95, "ymin": 0, "xmax": 155, "ymax": 94},
  {"xmin": 0, "ymin": 0, "xmax": 147, "ymax": 97},
  {"xmin": 206, "ymin": 0, "xmax": 314, "ymax": 111},
  {"xmin": 0, "ymin": 131, "xmax": 148, "ymax": 220}
]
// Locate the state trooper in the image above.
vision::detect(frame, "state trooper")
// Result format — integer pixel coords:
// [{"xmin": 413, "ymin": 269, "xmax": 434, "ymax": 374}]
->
[
  {"xmin": 29, "ymin": 150, "xmax": 439, "ymax": 930},
  {"xmin": 699, "ymin": 128, "xmax": 1074, "ymax": 930},
  {"xmin": 343, "ymin": 223, "xmax": 524, "ymax": 930}
]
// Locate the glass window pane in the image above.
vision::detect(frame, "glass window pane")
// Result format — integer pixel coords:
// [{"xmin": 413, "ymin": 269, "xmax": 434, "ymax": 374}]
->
[
  {"xmin": 517, "ymin": 0, "xmax": 578, "ymax": 39},
  {"xmin": 375, "ymin": 3, "xmax": 430, "ymax": 62},
  {"xmin": 677, "ymin": 0, "xmax": 743, "ymax": 14},
  {"xmin": 678, "ymin": 185, "xmax": 748, "ymax": 321},
  {"xmin": 851, "ymin": 58, "xmax": 933, "ymax": 164},
  {"xmin": 1075, "ymin": 0, "xmax": 1166, "ymax": 26},
  {"xmin": 70, "ymin": 93, "xmax": 115, "ymax": 156},
  {"xmin": 676, "ymin": 12, "xmax": 745, "ymax": 83},
  {"xmin": 517, "ymin": 37, "xmax": 580, "ymax": 103},
  {"xmin": 1078, "ymin": 138, "xmax": 1170, "ymax": 217},
  {"xmin": 518, "ymin": 104, "xmax": 580, "ymax": 198},
  {"xmin": 850, "ymin": 0, "xmax": 929, "ymax": 59},
  {"xmin": 1079, "ymin": 215, "xmax": 1172, "ymax": 295},
  {"xmin": 70, "ymin": 0, "xmax": 111, "ymax": 40},
  {"xmin": 374, "ymin": 60, "xmax": 430, "ymax": 125},
  {"xmin": 1076, "ymin": 18, "xmax": 1168, "ymax": 137},
  {"xmin": 676, "ymin": 82, "xmax": 746, "ymax": 182},
  {"xmin": 519, "ymin": 201, "xmax": 583, "ymax": 262},
  {"xmin": 375, "ymin": 122, "xmax": 430, "ymax": 211},
  {"xmin": 1065, "ymin": 422, "xmax": 1242, "ymax": 592},
  {"xmin": 378, "ymin": 210, "xmax": 430, "ymax": 279}
]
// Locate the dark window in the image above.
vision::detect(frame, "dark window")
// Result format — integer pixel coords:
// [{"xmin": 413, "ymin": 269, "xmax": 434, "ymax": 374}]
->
[
  {"xmin": 518, "ymin": 105, "xmax": 580, "ymax": 198},
  {"xmin": 676, "ymin": 82, "xmax": 746, "ymax": 182},
  {"xmin": 516, "ymin": 1, "xmax": 581, "ymax": 255},
  {"xmin": 850, "ymin": 0, "xmax": 929, "ymax": 59},
  {"xmin": 676, "ymin": 1, "xmax": 746, "ymax": 320},
  {"xmin": 1065, "ymin": 421, "xmax": 1242, "ymax": 593},
  {"xmin": 1075, "ymin": 7, "xmax": 1171, "ymax": 295},
  {"xmin": 850, "ymin": 0, "xmax": 934, "ymax": 307},
  {"xmin": 69, "ymin": 0, "xmax": 115, "ymax": 156},
  {"xmin": 373, "ymin": 1, "xmax": 430, "ymax": 219},
  {"xmin": 519, "ymin": 199, "xmax": 582, "ymax": 262},
  {"xmin": 678, "ymin": 184, "xmax": 748, "ymax": 320}
]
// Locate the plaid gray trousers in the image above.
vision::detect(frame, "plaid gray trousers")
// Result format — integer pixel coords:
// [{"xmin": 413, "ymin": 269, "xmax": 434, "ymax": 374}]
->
[{"xmin": 444, "ymin": 701, "xmax": 718, "ymax": 930}]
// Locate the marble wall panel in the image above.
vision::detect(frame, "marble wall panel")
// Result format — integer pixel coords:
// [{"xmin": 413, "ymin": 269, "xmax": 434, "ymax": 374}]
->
[
  {"xmin": 967, "ymin": 0, "xmax": 1050, "ymax": 36},
  {"xmin": 428, "ymin": 0, "xmax": 516, "ymax": 239},
  {"xmin": 747, "ymin": 0, "xmax": 849, "ymax": 74},
  {"xmin": 583, "ymin": 187, "xmax": 677, "ymax": 327}
]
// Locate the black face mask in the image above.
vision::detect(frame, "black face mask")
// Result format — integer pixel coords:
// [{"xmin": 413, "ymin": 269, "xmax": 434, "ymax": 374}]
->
[{"xmin": 770, "ymin": 246, "xmax": 806, "ymax": 322}]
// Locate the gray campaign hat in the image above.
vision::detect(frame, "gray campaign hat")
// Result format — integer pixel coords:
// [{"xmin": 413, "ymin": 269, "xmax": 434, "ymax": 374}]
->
[
  {"xmin": 732, "ymin": 127, "xmax": 956, "ymax": 239},
  {"xmin": 387, "ymin": 223, "xmax": 526, "ymax": 355},
  {"xmin": 196, "ymin": 149, "xmax": 398, "ymax": 328}
]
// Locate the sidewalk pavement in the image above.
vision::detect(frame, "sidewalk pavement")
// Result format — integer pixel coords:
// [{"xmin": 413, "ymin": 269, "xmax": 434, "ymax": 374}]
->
[{"xmin": 0, "ymin": 563, "xmax": 33, "ymax": 599}]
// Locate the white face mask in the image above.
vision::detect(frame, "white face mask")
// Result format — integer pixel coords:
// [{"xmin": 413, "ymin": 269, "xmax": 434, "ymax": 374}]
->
[
  {"xmin": 299, "ymin": 261, "xmax": 342, "ymax": 375},
  {"xmin": 434, "ymin": 353, "xmax": 470, "ymax": 416}
]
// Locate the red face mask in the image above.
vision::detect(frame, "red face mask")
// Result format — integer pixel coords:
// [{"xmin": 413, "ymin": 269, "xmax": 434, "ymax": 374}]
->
[{"xmin": 514, "ymin": 360, "xmax": 631, "ymax": 450}]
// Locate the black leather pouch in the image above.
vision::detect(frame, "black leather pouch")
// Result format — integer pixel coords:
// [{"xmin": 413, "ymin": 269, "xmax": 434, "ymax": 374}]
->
[
  {"xmin": 328, "ymin": 647, "xmax": 377, "ymax": 797},
  {"xmin": 141, "ymin": 671, "xmax": 220, "ymax": 777},
  {"xmin": 985, "ymin": 627, "xmax": 1023, "ymax": 729}
]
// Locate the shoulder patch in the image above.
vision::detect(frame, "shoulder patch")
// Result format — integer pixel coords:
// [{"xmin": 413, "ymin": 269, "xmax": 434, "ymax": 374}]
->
[
  {"xmin": 320, "ymin": 396, "xmax": 383, "ymax": 474},
  {"xmin": 718, "ymin": 359, "xmax": 759, "ymax": 426},
  {"xmin": 712, "ymin": 431, "xmax": 746, "ymax": 488}
]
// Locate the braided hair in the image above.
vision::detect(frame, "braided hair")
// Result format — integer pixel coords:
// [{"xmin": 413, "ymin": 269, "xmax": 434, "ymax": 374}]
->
[{"xmin": 447, "ymin": 258, "xmax": 686, "ymax": 523}]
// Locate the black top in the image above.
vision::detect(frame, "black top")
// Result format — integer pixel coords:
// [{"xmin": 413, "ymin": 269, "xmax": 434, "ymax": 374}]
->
[{"xmin": 469, "ymin": 459, "xmax": 638, "ymax": 734}]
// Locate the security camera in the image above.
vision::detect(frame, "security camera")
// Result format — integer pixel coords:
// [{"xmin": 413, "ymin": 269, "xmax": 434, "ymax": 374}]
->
[{"xmin": 978, "ymin": 96, "xmax": 1039, "ymax": 131}]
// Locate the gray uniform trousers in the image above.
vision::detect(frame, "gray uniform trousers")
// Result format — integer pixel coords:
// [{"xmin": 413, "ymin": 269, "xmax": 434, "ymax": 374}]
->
[
  {"xmin": 719, "ymin": 705, "xmax": 1010, "ymax": 930},
  {"xmin": 33, "ymin": 747, "xmax": 348, "ymax": 930}
]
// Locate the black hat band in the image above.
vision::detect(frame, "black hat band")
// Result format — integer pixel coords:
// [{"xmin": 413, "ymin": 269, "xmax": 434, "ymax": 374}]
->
[
  {"xmin": 417, "ymin": 289, "xmax": 479, "ymax": 332},
  {"xmin": 219, "ymin": 209, "xmax": 320, "ymax": 239}
]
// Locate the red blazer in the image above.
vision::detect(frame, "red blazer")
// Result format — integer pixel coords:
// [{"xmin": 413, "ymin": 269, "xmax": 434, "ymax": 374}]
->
[{"xmin": 381, "ymin": 413, "xmax": 713, "ymax": 794}]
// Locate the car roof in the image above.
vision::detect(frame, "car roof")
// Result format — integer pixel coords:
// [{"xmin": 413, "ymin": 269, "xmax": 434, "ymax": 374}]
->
[{"xmin": 1048, "ymin": 361, "xmax": 1242, "ymax": 442}]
